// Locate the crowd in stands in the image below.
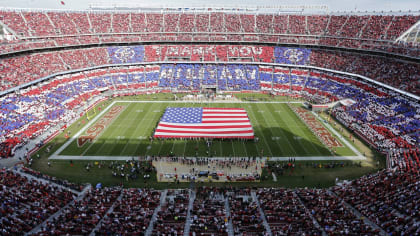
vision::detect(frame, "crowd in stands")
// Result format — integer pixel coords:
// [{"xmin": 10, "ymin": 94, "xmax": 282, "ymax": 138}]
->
[
  {"xmin": 332, "ymin": 170, "xmax": 420, "ymax": 235},
  {"xmin": 1, "ymin": 168, "xmax": 418, "ymax": 235},
  {"xmin": 329, "ymin": 89, "xmax": 419, "ymax": 171},
  {"xmin": 297, "ymin": 189, "xmax": 379, "ymax": 234},
  {"xmin": 94, "ymin": 189, "xmax": 161, "ymax": 235},
  {"xmin": 1, "ymin": 44, "xmax": 418, "ymax": 96},
  {"xmin": 308, "ymin": 50, "xmax": 420, "ymax": 95},
  {"xmin": 0, "ymin": 169, "xmax": 76, "ymax": 234},
  {"xmin": 36, "ymin": 187, "xmax": 121, "ymax": 235},
  {"xmin": 190, "ymin": 187, "xmax": 229, "ymax": 235},
  {"xmin": 158, "ymin": 64, "xmax": 260, "ymax": 91},
  {"xmin": 0, "ymin": 11, "xmax": 407, "ymax": 39},
  {"xmin": 152, "ymin": 189, "xmax": 189, "ymax": 235},
  {"xmin": 296, "ymin": 70, "xmax": 419, "ymax": 171},
  {"xmin": 228, "ymin": 188, "xmax": 267, "ymax": 234},
  {"xmin": 257, "ymin": 188, "xmax": 321, "ymax": 235},
  {"xmin": 1, "ymin": 51, "xmax": 66, "ymax": 91},
  {"xmin": 0, "ymin": 11, "xmax": 419, "ymax": 57},
  {"xmin": 1, "ymin": 61, "xmax": 418, "ymax": 172}
]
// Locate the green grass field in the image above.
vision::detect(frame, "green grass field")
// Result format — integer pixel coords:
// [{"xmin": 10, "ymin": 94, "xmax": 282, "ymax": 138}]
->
[
  {"xmin": 29, "ymin": 95, "xmax": 385, "ymax": 188},
  {"xmin": 29, "ymin": 159, "xmax": 381, "ymax": 189},
  {"xmin": 56, "ymin": 101, "xmax": 355, "ymax": 158}
]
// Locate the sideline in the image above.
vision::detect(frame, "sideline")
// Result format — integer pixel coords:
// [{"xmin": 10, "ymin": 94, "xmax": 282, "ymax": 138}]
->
[
  {"xmin": 114, "ymin": 100, "xmax": 303, "ymax": 104},
  {"xmin": 50, "ymin": 100, "xmax": 366, "ymax": 161},
  {"xmin": 50, "ymin": 100, "xmax": 300, "ymax": 159},
  {"xmin": 50, "ymin": 100, "xmax": 119, "ymax": 158},
  {"xmin": 50, "ymin": 155, "xmax": 366, "ymax": 161},
  {"xmin": 311, "ymin": 111, "xmax": 363, "ymax": 157}
]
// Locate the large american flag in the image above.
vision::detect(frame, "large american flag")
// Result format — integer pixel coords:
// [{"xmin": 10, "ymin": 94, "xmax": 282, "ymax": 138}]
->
[{"xmin": 154, "ymin": 107, "xmax": 254, "ymax": 139}]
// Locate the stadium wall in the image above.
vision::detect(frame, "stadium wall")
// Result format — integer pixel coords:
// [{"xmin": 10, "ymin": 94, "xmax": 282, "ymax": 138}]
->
[
  {"xmin": 2, "ymin": 60, "xmax": 418, "ymax": 101},
  {"xmin": 2, "ymin": 40, "xmax": 419, "ymax": 63}
]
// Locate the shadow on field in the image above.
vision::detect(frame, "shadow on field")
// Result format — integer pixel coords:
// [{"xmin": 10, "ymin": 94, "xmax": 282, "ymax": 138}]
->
[
  {"xmin": 258, "ymin": 127, "xmax": 332, "ymax": 157},
  {"xmin": 50, "ymin": 126, "xmax": 332, "ymax": 158}
]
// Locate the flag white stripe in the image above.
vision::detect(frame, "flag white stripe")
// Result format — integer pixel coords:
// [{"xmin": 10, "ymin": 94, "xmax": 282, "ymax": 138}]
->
[
  {"xmin": 203, "ymin": 109, "xmax": 245, "ymax": 112},
  {"xmin": 154, "ymin": 132, "xmax": 254, "ymax": 137},
  {"xmin": 202, "ymin": 113, "xmax": 248, "ymax": 117},
  {"xmin": 156, "ymin": 126, "xmax": 253, "ymax": 132},
  {"xmin": 159, "ymin": 121, "xmax": 251, "ymax": 126},
  {"xmin": 202, "ymin": 118, "xmax": 250, "ymax": 121},
  {"xmin": 155, "ymin": 107, "xmax": 254, "ymax": 139}
]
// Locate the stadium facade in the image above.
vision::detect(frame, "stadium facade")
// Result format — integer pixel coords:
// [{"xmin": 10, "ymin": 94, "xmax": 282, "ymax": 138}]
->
[{"xmin": 0, "ymin": 7, "xmax": 419, "ymax": 235}]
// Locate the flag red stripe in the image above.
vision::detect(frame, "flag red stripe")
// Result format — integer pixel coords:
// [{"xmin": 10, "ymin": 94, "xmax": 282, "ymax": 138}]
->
[
  {"xmin": 203, "ymin": 107, "xmax": 245, "ymax": 110},
  {"xmin": 155, "ymin": 129, "xmax": 252, "ymax": 134},
  {"xmin": 203, "ymin": 111, "xmax": 247, "ymax": 114},
  {"xmin": 202, "ymin": 116, "xmax": 248, "ymax": 119},
  {"xmin": 201, "ymin": 120, "xmax": 250, "ymax": 123},
  {"xmin": 158, "ymin": 123, "xmax": 252, "ymax": 129},
  {"xmin": 155, "ymin": 135, "xmax": 254, "ymax": 139},
  {"xmin": 154, "ymin": 107, "xmax": 254, "ymax": 139}
]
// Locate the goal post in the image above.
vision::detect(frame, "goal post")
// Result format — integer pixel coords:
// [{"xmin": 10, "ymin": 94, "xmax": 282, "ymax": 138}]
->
[{"xmin": 86, "ymin": 106, "xmax": 96, "ymax": 120}]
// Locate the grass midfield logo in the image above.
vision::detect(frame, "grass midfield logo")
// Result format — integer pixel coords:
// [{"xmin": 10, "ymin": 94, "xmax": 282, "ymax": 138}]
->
[{"xmin": 77, "ymin": 105, "xmax": 125, "ymax": 147}]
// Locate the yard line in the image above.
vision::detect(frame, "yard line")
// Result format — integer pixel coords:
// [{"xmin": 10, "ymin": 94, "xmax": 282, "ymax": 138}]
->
[
  {"xmin": 219, "ymin": 140, "xmax": 223, "ymax": 157},
  {"xmin": 242, "ymin": 140, "xmax": 249, "ymax": 157},
  {"xmin": 157, "ymin": 140, "xmax": 165, "ymax": 156},
  {"xmin": 269, "ymin": 103, "xmax": 312, "ymax": 156},
  {"xmin": 246, "ymin": 104, "xmax": 273, "ymax": 157},
  {"xmin": 80, "ymin": 104, "xmax": 129, "ymax": 156},
  {"xmin": 86, "ymin": 103, "xmax": 137, "ymax": 156},
  {"xmin": 171, "ymin": 141, "xmax": 177, "ymax": 152},
  {"xmin": 260, "ymin": 103, "xmax": 298, "ymax": 156},
  {"xmin": 238, "ymin": 104, "xmax": 250, "ymax": 157},
  {"xmin": 182, "ymin": 140, "xmax": 188, "ymax": 157},
  {"xmin": 231, "ymin": 141, "xmax": 236, "ymax": 157},
  {"xmin": 119, "ymin": 103, "xmax": 152, "ymax": 155},
  {"xmin": 55, "ymin": 100, "xmax": 338, "ymax": 159},
  {"xmin": 51, "ymin": 100, "xmax": 118, "ymax": 158},
  {"xmin": 311, "ymin": 111, "xmax": 361, "ymax": 157},
  {"xmin": 142, "ymin": 103, "xmax": 167, "ymax": 156},
  {"xmin": 132, "ymin": 104, "xmax": 164, "ymax": 156},
  {"xmin": 283, "ymin": 104, "xmax": 323, "ymax": 156}
]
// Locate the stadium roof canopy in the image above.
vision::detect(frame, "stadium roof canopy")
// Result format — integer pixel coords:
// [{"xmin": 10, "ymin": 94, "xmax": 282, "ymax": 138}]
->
[
  {"xmin": 397, "ymin": 20, "xmax": 420, "ymax": 44},
  {"xmin": 88, "ymin": 2, "xmax": 330, "ymax": 13}
]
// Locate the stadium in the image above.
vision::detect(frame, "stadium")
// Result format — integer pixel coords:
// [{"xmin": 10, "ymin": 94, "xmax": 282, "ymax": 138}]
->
[{"xmin": 0, "ymin": 0, "xmax": 419, "ymax": 235}]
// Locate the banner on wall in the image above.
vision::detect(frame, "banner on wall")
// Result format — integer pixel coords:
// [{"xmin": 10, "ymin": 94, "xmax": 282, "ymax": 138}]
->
[
  {"xmin": 107, "ymin": 45, "xmax": 311, "ymax": 65},
  {"xmin": 107, "ymin": 46, "xmax": 145, "ymax": 64},
  {"xmin": 274, "ymin": 47, "xmax": 311, "ymax": 65},
  {"xmin": 144, "ymin": 45, "xmax": 274, "ymax": 62}
]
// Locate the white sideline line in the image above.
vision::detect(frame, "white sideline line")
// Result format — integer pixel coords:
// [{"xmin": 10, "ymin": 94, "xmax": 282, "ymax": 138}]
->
[
  {"xmin": 113, "ymin": 100, "xmax": 302, "ymax": 104},
  {"xmin": 50, "ymin": 100, "xmax": 118, "ymax": 159},
  {"xmin": 311, "ymin": 111, "xmax": 363, "ymax": 157},
  {"xmin": 50, "ymin": 100, "xmax": 365, "ymax": 161},
  {"xmin": 50, "ymin": 155, "xmax": 366, "ymax": 161},
  {"xmin": 50, "ymin": 100, "xmax": 300, "ymax": 159}
]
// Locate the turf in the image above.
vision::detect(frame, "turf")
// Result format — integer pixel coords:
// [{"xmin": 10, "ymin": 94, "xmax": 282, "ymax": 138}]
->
[
  {"xmin": 29, "ymin": 159, "xmax": 382, "ymax": 189},
  {"xmin": 58, "ymin": 101, "xmax": 354, "ymax": 157},
  {"xmin": 29, "ymin": 95, "xmax": 385, "ymax": 189}
]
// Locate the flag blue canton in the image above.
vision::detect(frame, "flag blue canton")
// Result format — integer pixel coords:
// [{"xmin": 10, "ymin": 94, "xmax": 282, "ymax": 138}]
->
[{"xmin": 161, "ymin": 107, "xmax": 203, "ymax": 123}]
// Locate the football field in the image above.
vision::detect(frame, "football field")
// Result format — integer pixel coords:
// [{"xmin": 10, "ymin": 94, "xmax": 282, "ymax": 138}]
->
[{"xmin": 51, "ymin": 100, "xmax": 360, "ymax": 160}]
